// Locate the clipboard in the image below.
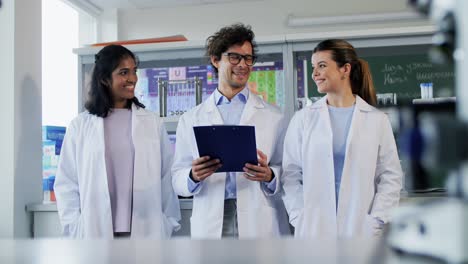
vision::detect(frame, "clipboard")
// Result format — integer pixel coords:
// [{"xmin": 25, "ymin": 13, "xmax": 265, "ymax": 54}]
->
[{"xmin": 193, "ymin": 125, "xmax": 258, "ymax": 172}]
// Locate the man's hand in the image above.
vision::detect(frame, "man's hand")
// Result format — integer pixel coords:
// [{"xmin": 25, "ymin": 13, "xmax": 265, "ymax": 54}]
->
[
  {"xmin": 190, "ymin": 156, "xmax": 222, "ymax": 182},
  {"xmin": 243, "ymin": 150, "xmax": 273, "ymax": 182}
]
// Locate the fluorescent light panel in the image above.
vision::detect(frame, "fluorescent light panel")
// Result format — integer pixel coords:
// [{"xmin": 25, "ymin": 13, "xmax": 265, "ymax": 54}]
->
[{"xmin": 287, "ymin": 11, "xmax": 424, "ymax": 27}]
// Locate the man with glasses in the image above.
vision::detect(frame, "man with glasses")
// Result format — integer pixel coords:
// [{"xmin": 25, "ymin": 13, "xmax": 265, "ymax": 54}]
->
[{"xmin": 172, "ymin": 23, "xmax": 290, "ymax": 238}]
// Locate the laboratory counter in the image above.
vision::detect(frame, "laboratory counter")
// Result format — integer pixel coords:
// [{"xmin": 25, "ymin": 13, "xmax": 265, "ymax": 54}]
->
[
  {"xmin": 0, "ymin": 237, "xmax": 442, "ymax": 264},
  {"xmin": 26, "ymin": 193, "xmax": 448, "ymax": 238},
  {"xmin": 26, "ymin": 199, "xmax": 193, "ymax": 237}
]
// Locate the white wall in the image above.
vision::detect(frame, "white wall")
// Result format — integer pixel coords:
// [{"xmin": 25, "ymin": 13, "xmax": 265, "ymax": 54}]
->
[
  {"xmin": 79, "ymin": 12, "xmax": 98, "ymax": 46},
  {"xmin": 42, "ymin": 0, "xmax": 79, "ymax": 127},
  {"xmin": 0, "ymin": 0, "xmax": 16, "ymax": 238},
  {"xmin": 0, "ymin": 0, "xmax": 42, "ymax": 238},
  {"xmin": 97, "ymin": 8, "xmax": 119, "ymax": 43},
  {"xmin": 116, "ymin": 0, "xmax": 427, "ymax": 41}
]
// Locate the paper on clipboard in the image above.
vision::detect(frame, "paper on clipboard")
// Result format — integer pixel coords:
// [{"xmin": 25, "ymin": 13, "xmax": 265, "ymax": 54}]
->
[{"xmin": 193, "ymin": 125, "xmax": 258, "ymax": 172}]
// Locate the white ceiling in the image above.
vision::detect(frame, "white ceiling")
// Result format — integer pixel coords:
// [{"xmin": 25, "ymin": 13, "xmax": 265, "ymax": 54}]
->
[{"xmin": 82, "ymin": 0, "xmax": 262, "ymax": 9}]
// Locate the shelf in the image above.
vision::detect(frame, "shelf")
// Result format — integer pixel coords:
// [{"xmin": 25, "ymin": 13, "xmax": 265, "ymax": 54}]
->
[
  {"xmin": 412, "ymin": 97, "xmax": 456, "ymax": 104},
  {"xmin": 26, "ymin": 203, "xmax": 57, "ymax": 212},
  {"xmin": 26, "ymin": 199, "xmax": 193, "ymax": 212},
  {"xmin": 75, "ymin": 25, "xmax": 438, "ymax": 124}
]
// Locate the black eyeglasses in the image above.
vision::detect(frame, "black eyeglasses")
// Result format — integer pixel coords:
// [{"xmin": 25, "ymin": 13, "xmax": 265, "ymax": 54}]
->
[{"xmin": 222, "ymin": 52, "xmax": 257, "ymax": 66}]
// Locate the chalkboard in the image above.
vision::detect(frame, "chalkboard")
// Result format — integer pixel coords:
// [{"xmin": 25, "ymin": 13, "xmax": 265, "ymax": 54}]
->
[
  {"xmin": 365, "ymin": 54, "xmax": 455, "ymax": 100},
  {"xmin": 306, "ymin": 53, "xmax": 455, "ymax": 101}
]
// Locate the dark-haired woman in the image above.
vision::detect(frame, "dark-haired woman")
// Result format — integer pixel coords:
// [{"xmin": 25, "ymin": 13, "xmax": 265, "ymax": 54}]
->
[
  {"xmin": 55, "ymin": 45, "xmax": 180, "ymax": 239},
  {"xmin": 281, "ymin": 39, "xmax": 402, "ymax": 237}
]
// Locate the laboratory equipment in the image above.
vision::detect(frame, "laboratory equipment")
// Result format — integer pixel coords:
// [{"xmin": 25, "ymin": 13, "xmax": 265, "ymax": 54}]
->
[
  {"xmin": 157, "ymin": 77, "xmax": 202, "ymax": 117},
  {"xmin": 419, "ymin": 83, "xmax": 433, "ymax": 99},
  {"xmin": 42, "ymin": 176, "xmax": 56, "ymax": 203},
  {"xmin": 377, "ymin": 93, "xmax": 398, "ymax": 106},
  {"xmin": 387, "ymin": 0, "xmax": 468, "ymax": 263}
]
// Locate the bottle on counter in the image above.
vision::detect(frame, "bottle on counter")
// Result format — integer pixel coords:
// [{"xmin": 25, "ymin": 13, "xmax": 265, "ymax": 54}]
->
[{"xmin": 42, "ymin": 176, "xmax": 56, "ymax": 203}]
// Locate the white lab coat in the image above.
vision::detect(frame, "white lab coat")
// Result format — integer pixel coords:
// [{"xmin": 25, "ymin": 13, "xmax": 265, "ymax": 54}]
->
[
  {"xmin": 172, "ymin": 92, "xmax": 290, "ymax": 238},
  {"xmin": 54, "ymin": 104, "xmax": 181, "ymax": 239},
  {"xmin": 282, "ymin": 95, "xmax": 402, "ymax": 237}
]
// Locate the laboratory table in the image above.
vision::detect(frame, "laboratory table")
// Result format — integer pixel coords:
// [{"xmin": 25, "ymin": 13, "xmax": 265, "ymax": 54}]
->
[{"xmin": 0, "ymin": 237, "xmax": 443, "ymax": 264}]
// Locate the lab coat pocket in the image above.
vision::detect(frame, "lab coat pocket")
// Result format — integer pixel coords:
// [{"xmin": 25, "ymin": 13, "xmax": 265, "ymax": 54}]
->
[
  {"xmin": 363, "ymin": 214, "xmax": 382, "ymax": 237},
  {"xmin": 292, "ymin": 210, "xmax": 305, "ymax": 237},
  {"xmin": 68, "ymin": 215, "xmax": 83, "ymax": 238},
  {"xmin": 161, "ymin": 214, "xmax": 172, "ymax": 239},
  {"xmin": 190, "ymin": 216, "xmax": 201, "ymax": 238},
  {"xmin": 261, "ymin": 194, "xmax": 277, "ymax": 209}
]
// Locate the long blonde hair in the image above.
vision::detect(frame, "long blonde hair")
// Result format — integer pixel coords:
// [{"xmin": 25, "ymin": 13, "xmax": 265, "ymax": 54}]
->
[{"xmin": 313, "ymin": 39, "xmax": 377, "ymax": 106}]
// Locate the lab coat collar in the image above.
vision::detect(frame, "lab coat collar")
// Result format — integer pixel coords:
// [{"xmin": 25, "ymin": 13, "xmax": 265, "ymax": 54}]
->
[
  {"xmin": 132, "ymin": 102, "xmax": 151, "ymax": 116},
  {"xmin": 202, "ymin": 92, "xmax": 224, "ymax": 125},
  {"xmin": 202, "ymin": 89, "xmax": 265, "ymax": 125},
  {"xmin": 205, "ymin": 92, "xmax": 219, "ymax": 113},
  {"xmin": 311, "ymin": 94, "xmax": 373, "ymax": 112},
  {"xmin": 355, "ymin": 95, "xmax": 373, "ymax": 112},
  {"xmin": 239, "ymin": 90, "xmax": 266, "ymax": 125},
  {"xmin": 244, "ymin": 90, "xmax": 266, "ymax": 110}
]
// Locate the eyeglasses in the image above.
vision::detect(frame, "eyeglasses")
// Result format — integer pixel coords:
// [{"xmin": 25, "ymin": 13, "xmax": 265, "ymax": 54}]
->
[{"xmin": 222, "ymin": 52, "xmax": 257, "ymax": 66}]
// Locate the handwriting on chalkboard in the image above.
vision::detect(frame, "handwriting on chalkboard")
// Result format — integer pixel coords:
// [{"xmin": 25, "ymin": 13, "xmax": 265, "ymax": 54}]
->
[
  {"xmin": 380, "ymin": 62, "xmax": 453, "ymax": 86},
  {"xmin": 382, "ymin": 64, "xmax": 408, "ymax": 85},
  {"xmin": 416, "ymin": 71, "xmax": 455, "ymax": 81}
]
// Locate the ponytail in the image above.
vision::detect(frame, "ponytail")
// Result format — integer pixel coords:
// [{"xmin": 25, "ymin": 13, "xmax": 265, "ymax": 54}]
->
[{"xmin": 352, "ymin": 59, "xmax": 377, "ymax": 106}]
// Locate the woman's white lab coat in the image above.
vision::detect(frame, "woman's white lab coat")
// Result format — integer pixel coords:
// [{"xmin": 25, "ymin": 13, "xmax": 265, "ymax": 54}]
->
[
  {"xmin": 172, "ymin": 93, "xmax": 290, "ymax": 238},
  {"xmin": 282, "ymin": 96, "xmax": 402, "ymax": 237},
  {"xmin": 54, "ymin": 104, "xmax": 181, "ymax": 239}
]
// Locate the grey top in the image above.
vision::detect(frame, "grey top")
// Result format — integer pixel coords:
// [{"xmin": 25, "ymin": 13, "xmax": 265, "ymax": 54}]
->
[{"xmin": 104, "ymin": 108, "xmax": 134, "ymax": 232}]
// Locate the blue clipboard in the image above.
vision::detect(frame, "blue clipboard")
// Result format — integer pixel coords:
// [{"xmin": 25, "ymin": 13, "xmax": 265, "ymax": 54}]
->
[{"xmin": 193, "ymin": 125, "xmax": 258, "ymax": 172}]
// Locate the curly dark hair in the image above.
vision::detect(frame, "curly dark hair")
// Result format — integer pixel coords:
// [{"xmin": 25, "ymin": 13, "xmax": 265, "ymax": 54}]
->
[
  {"xmin": 205, "ymin": 23, "xmax": 258, "ymax": 74},
  {"xmin": 85, "ymin": 44, "xmax": 145, "ymax": 118}
]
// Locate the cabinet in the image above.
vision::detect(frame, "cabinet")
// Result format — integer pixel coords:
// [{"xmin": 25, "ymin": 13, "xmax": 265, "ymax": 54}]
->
[
  {"xmin": 74, "ymin": 25, "xmax": 440, "ymax": 132},
  {"xmin": 26, "ymin": 200, "xmax": 194, "ymax": 237},
  {"xmin": 75, "ymin": 39, "xmax": 292, "ymax": 132},
  {"xmin": 27, "ymin": 192, "xmax": 447, "ymax": 237}
]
